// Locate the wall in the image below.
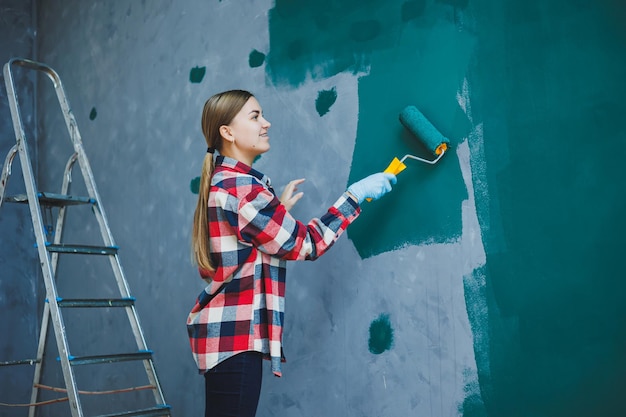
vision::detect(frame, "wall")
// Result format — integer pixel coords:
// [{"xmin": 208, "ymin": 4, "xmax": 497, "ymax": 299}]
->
[{"xmin": 1, "ymin": 0, "xmax": 625, "ymax": 416}]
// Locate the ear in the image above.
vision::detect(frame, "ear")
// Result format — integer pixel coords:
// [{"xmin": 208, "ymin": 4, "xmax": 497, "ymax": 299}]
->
[{"xmin": 219, "ymin": 125, "xmax": 234, "ymax": 143}]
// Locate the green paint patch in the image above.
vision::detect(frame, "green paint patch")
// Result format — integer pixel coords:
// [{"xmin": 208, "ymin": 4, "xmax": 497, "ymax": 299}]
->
[
  {"xmin": 459, "ymin": 368, "xmax": 486, "ymax": 416},
  {"xmin": 267, "ymin": 1, "xmax": 398, "ymax": 86},
  {"xmin": 190, "ymin": 176, "xmax": 200, "ymax": 194},
  {"xmin": 89, "ymin": 107, "xmax": 97, "ymax": 120},
  {"xmin": 189, "ymin": 66, "xmax": 206, "ymax": 83},
  {"xmin": 249, "ymin": 49, "xmax": 266, "ymax": 68},
  {"xmin": 368, "ymin": 313, "xmax": 394, "ymax": 354},
  {"xmin": 315, "ymin": 87, "xmax": 337, "ymax": 116}
]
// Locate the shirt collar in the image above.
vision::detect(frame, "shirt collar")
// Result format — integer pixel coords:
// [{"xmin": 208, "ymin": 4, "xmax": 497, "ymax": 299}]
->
[{"xmin": 215, "ymin": 155, "xmax": 272, "ymax": 189}]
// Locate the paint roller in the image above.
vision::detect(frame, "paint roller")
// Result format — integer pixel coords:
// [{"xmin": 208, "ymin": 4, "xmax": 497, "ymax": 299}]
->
[
  {"xmin": 387, "ymin": 105, "xmax": 450, "ymax": 174},
  {"xmin": 366, "ymin": 106, "xmax": 450, "ymax": 201}
]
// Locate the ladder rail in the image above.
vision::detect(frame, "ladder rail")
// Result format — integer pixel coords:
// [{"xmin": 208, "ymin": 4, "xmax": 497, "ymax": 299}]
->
[
  {"xmin": 0, "ymin": 144, "xmax": 18, "ymax": 208},
  {"xmin": 28, "ymin": 302, "xmax": 51, "ymax": 417},
  {"xmin": 28, "ymin": 151, "xmax": 79, "ymax": 417},
  {"xmin": 4, "ymin": 58, "xmax": 84, "ymax": 417}
]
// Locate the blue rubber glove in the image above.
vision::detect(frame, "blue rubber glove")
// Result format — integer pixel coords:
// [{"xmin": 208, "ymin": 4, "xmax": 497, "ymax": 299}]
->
[{"xmin": 347, "ymin": 172, "xmax": 397, "ymax": 204}]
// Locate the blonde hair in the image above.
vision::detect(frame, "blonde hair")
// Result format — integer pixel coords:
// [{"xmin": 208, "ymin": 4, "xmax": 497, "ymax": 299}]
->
[{"xmin": 192, "ymin": 90, "xmax": 254, "ymax": 272}]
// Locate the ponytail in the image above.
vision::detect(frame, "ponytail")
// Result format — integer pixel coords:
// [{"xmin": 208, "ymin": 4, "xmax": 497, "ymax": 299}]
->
[{"xmin": 191, "ymin": 153, "xmax": 216, "ymax": 272}]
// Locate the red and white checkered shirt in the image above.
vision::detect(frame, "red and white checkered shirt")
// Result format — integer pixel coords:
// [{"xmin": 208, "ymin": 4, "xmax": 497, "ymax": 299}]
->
[{"xmin": 187, "ymin": 155, "xmax": 360, "ymax": 376}]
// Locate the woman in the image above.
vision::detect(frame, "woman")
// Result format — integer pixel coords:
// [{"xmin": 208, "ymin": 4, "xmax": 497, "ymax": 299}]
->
[{"xmin": 187, "ymin": 90, "xmax": 396, "ymax": 417}]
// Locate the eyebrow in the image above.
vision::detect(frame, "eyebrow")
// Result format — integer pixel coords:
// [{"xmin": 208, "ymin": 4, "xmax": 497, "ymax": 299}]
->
[{"xmin": 248, "ymin": 109, "xmax": 260, "ymax": 115}]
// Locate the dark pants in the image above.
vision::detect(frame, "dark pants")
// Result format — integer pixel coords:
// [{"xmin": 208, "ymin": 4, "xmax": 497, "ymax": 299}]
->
[{"xmin": 204, "ymin": 351, "xmax": 263, "ymax": 417}]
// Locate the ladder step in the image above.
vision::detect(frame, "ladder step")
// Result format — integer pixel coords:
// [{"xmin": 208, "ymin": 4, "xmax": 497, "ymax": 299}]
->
[
  {"xmin": 55, "ymin": 297, "xmax": 136, "ymax": 308},
  {"xmin": 5, "ymin": 192, "xmax": 95, "ymax": 206},
  {"xmin": 63, "ymin": 351, "xmax": 154, "ymax": 366},
  {"xmin": 94, "ymin": 405, "xmax": 171, "ymax": 417},
  {"xmin": 44, "ymin": 243, "xmax": 119, "ymax": 255},
  {"xmin": 0, "ymin": 358, "xmax": 40, "ymax": 367}
]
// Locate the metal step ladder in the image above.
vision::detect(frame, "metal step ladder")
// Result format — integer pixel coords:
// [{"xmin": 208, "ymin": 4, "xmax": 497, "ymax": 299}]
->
[{"xmin": 0, "ymin": 58, "xmax": 170, "ymax": 417}]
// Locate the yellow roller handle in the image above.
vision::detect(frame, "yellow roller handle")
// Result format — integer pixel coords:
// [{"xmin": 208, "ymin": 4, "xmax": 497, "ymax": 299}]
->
[
  {"xmin": 383, "ymin": 157, "xmax": 407, "ymax": 175},
  {"xmin": 366, "ymin": 157, "xmax": 407, "ymax": 202}
]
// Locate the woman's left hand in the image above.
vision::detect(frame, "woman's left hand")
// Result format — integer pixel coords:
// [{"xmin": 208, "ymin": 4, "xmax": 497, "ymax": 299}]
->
[{"xmin": 280, "ymin": 178, "xmax": 305, "ymax": 211}]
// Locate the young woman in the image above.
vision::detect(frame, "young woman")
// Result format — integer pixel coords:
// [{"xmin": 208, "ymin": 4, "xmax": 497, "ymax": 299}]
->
[{"xmin": 187, "ymin": 90, "xmax": 396, "ymax": 417}]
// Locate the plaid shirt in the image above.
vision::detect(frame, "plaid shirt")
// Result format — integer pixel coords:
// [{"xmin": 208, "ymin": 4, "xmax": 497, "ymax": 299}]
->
[{"xmin": 187, "ymin": 155, "xmax": 360, "ymax": 376}]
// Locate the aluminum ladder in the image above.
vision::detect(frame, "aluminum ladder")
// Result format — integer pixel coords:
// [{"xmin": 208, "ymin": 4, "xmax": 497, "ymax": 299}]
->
[{"xmin": 0, "ymin": 58, "xmax": 171, "ymax": 417}]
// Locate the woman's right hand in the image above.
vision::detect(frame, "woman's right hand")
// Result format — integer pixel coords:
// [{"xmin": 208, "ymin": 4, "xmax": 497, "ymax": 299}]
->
[
  {"xmin": 280, "ymin": 178, "xmax": 305, "ymax": 211},
  {"xmin": 347, "ymin": 172, "xmax": 397, "ymax": 204}
]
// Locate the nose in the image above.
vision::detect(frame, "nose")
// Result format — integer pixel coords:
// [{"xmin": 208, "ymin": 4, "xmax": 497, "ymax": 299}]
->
[{"xmin": 261, "ymin": 116, "xmax": 271, "ymax": 128}]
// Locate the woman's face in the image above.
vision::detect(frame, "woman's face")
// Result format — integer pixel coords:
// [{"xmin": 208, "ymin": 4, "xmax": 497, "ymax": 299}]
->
[{"xmin": 226, "ymin": 96, "xmax": 271, "ymax": 163}]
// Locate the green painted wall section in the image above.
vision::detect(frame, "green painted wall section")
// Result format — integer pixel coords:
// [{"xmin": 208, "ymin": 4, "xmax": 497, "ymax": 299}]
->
[
  {"xmin": 267, "ymin": 0, "xmax": 471, "ymax": 258},
  {"xmin": 466, "ymin": 1, "xmax": 626, "ymax": 416},
  {"xmin": 347, "ymin": 15, "xmax": 472, "ymax": 257},
  {"xmin": 267, "ymin": 0, "xmax": 395, "ymax": 86}
]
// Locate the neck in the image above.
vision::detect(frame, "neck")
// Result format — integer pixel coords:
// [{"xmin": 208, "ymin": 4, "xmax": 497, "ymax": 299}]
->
[{"xmin": 220, "ymin": 147, "xmax": 254, "ymax": 167}]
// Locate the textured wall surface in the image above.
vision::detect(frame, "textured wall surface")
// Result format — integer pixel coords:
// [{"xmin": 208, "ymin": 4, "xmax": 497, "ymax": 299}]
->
[{"xmin": 1, "ymin": 0, "xmax": 625, "ymax": 416}]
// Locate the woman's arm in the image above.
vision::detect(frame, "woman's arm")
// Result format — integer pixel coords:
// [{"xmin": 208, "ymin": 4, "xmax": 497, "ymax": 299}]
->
[{"xmin": 236, "ymin": 180, "xmax": 359, "ymax": 261}]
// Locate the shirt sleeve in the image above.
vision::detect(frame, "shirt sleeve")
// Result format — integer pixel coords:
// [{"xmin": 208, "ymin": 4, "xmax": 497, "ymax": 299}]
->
[{"xmin": 236, "ymin": 179, "xmax": 360, "ymax": 261}]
